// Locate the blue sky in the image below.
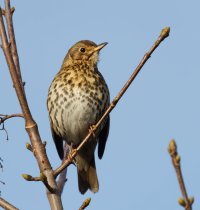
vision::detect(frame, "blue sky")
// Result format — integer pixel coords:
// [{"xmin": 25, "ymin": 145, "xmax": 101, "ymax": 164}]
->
[{"xmin": 0, "ymin": 0, "xmax": 200, "ymax": 209}]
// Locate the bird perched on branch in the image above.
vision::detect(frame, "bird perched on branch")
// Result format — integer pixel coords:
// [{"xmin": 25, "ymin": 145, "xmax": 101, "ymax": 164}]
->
[{"xmin": 47, "ymin": 40, "xmax": 110, "ymax": 194}]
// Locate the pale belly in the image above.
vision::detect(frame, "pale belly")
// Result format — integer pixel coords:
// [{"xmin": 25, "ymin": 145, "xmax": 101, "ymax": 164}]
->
[{"xmin": 48, "ymin": 86, "xmax": 105, "ymax": 146}]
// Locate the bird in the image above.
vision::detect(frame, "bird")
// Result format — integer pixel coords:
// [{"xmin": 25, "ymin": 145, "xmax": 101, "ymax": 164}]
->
[{"xmin": 47, "ymin": 40, "xmax": 110, "ymax": 194}]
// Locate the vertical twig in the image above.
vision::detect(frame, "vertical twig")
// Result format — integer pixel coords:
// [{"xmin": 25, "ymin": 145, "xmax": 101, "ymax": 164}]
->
[
  {"xmin": 57, "ymin": 142, "xmax": 68, "ymax": 195},
  {"xmin": 4, "ymin": 0, "xmax": 23, "ymax": 87},
  {"xmin": 0, "ymin": 7, "xmax": 32, "ymax": 124},
  {"xmin": 168, "ymin": 139, "xmax": 194, "ymax": 210}
]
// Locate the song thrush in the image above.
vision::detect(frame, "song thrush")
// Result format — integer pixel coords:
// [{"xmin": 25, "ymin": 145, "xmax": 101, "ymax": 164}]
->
[{"xmin": 47, "ymin": 40, "xmax": 110, "ymax": 194}]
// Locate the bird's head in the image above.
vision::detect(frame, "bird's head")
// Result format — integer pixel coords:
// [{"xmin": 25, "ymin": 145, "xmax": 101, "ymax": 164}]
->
[{"xmin": 63, "ymin": 40, "xmax": 108, "ymax": 66}]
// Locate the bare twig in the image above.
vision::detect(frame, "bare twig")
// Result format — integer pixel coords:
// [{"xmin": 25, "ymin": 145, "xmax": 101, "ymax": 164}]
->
[
  {"xmin": 22, "ymin": 145, "xmax": 69, "ymax": 185},
  {"xmin": 168, "ymin": 139, "xmax": 194, "ymax": 210},
  {"xmin": 57, "ymin": 142, "xmax": 69, "ymax": 195},
  {"xmin": 4, "ymin": 0, "xmax": 24, "ymax": 87},
  {"xmin": 0, "ymin": 121, "xmax": 8, "ymax": 140},
  {"xmin": 79, "ymin": 198, "xmax": 91, "ymax": 210},
  {"xmin": 0, "ymin": 156, "xmax": 5, "ymax": 185},
  {"xmin": 0, "ymin": 113, "xmax": 24, "ymax": 123},
  {"xmin": 0, "ymin": 2, "xmax": 63, "ymax": 209},
  {"xmin": 0, "ymin": 6, "xmax": 32, "ymax": 123},
  {"xmin": 0, "ymin": 114, "xmax": 23, "ymax": 140},
  {"xmin": 54, "ymin": 27, "xmax": 170, "ymax": 177},
  {"xmin": 0, "ymin": 197, "xmax": 19, "ymax": 210},
  {"xmin": 0, "ymin": 157, "xmax": 3, "ymax": 169}
]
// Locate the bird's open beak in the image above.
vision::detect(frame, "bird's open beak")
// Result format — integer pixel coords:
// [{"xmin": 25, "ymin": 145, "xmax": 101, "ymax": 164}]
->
[{"xmin": 93, "ymin": 42, "xmax": 108, "ymax": 52}]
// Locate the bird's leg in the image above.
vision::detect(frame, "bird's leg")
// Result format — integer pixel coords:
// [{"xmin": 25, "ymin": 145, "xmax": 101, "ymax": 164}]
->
[
  {"xmin": 67, "ymin": 142, "xmax": 77, "ymax": 165},
  {"xmin": 69, "ymin": 142, "xmax": 73, "ymax": 152}
]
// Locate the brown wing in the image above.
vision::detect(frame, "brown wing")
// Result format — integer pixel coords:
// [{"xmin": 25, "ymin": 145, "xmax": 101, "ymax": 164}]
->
[
  {"xmin": 98, "ymin": 116, "xmax": 110, "ymax": 159},
  {"xmin": 50, "ymin": 124, "xmax": 64, "ymax": 160}
]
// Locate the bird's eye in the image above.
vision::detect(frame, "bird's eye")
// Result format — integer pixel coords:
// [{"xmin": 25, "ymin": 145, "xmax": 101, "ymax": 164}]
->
[{"xmin": 80, "ymin": 48, "xmax": 85, "ymax": 53}]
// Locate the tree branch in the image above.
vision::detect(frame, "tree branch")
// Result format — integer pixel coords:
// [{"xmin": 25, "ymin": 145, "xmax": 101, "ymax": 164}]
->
[
  {"xmin": 0, "ymin": 114, "xmax": 24, "ymax": 140},
  {"xmin": 4, "ymin": 0, "xmax": 24, "ymax": 87},
  {"xmin": 168, "ymin": 139, "xmax": 194, "ymax": 210},
  {"xmin": 0, "ymin": 114, "xmax": 24, "ymax": 124},
  {"xmin": 57, "ymin": 142, "xmax": 69, "ymax": 195},
  {"xmin": 0, "ymin": 1, "xmax": 63, "ymax": 209},
  {"xmin": 0, "ymin": 197, "xmax": 19, "ymax": 210}
]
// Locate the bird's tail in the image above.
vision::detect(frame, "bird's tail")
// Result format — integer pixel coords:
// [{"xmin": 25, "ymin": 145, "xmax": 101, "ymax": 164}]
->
[{"xmin": 76, "ymin": 154, "xmax": 99, "ymax": 194}]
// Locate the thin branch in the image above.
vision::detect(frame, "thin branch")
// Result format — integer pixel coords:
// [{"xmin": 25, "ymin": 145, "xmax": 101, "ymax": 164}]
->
[
  {"xmin": 0, "ymin": 157, "xmax": 5, "ymax": 185},
  {"xmin": 4, "ymin": 0, "xmax": 24, "ymax": 87},
  {"xmin": 0, "ymin": 157, "xmax": 3, "ymax": 171},
  {"xmin": 0, "ymin": 119, "xmax": 9, "ymax": 140},
  {"xmin": 79, "ymin": 198, "xmax": 91, "ymax": 210},
  {"xmin": 168, "ymin": 139, "xmax": 194, "ymax": 210},
  {"xmin": 0, "ymin": 114, "xmax": 24, "ymax": 140},
  {"xmin": 21, "ymin": 173, "xmax": 40, "ymax": 181},
  {"xmin": 57, "ymin": 142, "xmax": 69, "ymax": 195},
  {"xmin": 22, "ymin": 145, "xmax": 69, "ymax": 185},
  {"xmin": 54, "ymin": 27, "xmax": 170, "ymax": 177},
  {"xmin": 0, "ymin": 2, "xmax": 63, "ymax": 209},
  {"xmin": 57, "ymin": 169, "xmax": 67, "ymax": 196},
  {"xmin": 0, "ymin": 197, "xmax": 19, "ymax": 210},
  {"xmin": 0, "ymin": 6, "xmax": 33, "ymax": 123},
  {"xmin": 0, "ymin": 113, "xmax": 24, "ymax": 124}
]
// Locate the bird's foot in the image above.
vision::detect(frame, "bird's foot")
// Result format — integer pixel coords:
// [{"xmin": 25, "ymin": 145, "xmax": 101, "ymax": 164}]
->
[
  {"xmin": 68, "ymin": 148, "xmax": 77, "ymax": 165},
  {"xmin": 89, "ymin": 125, "xmax": 96, "ymax": 138}
]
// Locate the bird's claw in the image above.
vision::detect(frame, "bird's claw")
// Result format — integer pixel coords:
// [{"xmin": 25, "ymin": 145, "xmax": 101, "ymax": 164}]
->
[
  {"xmin": 89, "ymin": 125, "xmax": 96, "ymax": 138},
  {"xmin": 68, "ymin": 149, "xmax": 77, "ymax": 165}
]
